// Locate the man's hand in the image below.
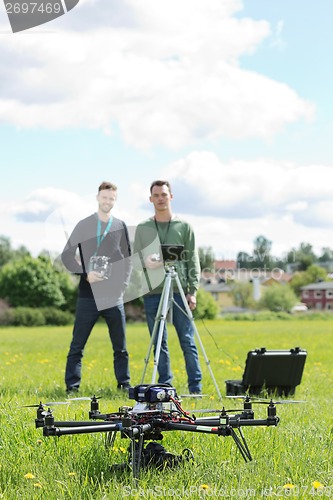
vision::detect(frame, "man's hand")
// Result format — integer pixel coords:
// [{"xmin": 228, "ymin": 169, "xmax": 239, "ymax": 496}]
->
[
  {"xmin": 145, "ymin": 255, "xmax": 164, "ymax": 270},
  {"xmin": 186, "ymin": 294, "xmax": 197, "ymax": 311},
  {"xmin": 87, "ymin": 271, "xmax": 104, "ymax": 283}
]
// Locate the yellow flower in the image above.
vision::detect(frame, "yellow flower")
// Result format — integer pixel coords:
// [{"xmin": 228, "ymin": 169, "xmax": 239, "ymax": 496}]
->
[
  {"xmin": 283, "ymin": 484, "xmax": 295, "ymax": 489},
  {"xmin": 312, "ymin": 481, "xmax": 324, "ymax": 489},
  {"xmin": 36, "ymin": 439, "xmax": 43, "ymax": 445},
  {"xmin": 33, "ymin": 483, "xmax": 42, "ymax": 488},
  {"xmin": 200, "ymin": 484, "xmax": 210, "ymax": 490},
  {"xmin": 24, "ymin": 473, "xmax": 35, "ymax": 479},
  {"xmin": 68, "ymin": 472, "xmax": 76, "ymax": 477}
]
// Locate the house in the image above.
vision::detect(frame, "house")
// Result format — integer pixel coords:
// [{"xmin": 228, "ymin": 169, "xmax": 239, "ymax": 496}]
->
[
  {"xmin": 300, "ymin": 282, "xmax": 333, "ymax": 311},
  {"xmin": 201, "ymin": 281, "xmax": 233, "ymax": 310},
  {"xmin": 201, "ymin": 259, "xmax": 293, "ymax": 307}
]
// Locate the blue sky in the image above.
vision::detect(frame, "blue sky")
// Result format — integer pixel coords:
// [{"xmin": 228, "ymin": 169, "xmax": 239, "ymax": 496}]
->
[{"xmin": 0, "ymin": 0, "xmax": 332, "ymax": 261}]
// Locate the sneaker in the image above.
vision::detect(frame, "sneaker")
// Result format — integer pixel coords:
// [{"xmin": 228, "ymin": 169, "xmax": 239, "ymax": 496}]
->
[
  {"xmin": 117, "ymin": 382, "xmax": 132, "ymax": 392},
  {"xmin": 66, "ymin": 387, "xmax": 79, "ymax": 395}
]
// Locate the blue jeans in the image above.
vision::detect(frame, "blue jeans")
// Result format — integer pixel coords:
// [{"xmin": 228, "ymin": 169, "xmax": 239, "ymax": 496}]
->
[
  {"xmin": 65, "ymin": 297, "xmax": 130, "ymax": 390},
  {"xmin": 143, "ymin": 293, "xmax": 202, "ymax": 393}
]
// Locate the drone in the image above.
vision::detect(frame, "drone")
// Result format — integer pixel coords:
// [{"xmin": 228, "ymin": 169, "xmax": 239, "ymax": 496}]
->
[{"xmin": 27, "ymin": 384, "xmax": 292, "ymax": 480}]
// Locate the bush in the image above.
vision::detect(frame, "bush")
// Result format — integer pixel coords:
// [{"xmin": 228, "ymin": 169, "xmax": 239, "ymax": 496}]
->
[
  {"xmin": 42, "ymin": 307, "xmax": 74, "ymax": 325},
  {"xmin": 0, "ymin": 307, "xmax": 74, "ymax": 326},
  {"xmin": 0, "ymin": 307, "xmax": 46, "ymax": 326},
  {"xmin": 0, "ymin": 255, "xmax": 75, "ymax": 309},
  {"xmin": 193, "ymin": 288, "xmax": 219, "ymax": 320},
  {"xmin": 258, "ymin": 284, "xmax": 298, "ymax": 313}
]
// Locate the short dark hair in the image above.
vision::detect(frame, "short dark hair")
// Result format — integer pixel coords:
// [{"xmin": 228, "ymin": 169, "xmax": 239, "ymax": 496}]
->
[
  {"xmin": 150, "ymin": 180, "xmax": 172, "ymax": 194},
  {"xmin": 98, "ymin": 181, "xmax": 117, "ymax": 192}
]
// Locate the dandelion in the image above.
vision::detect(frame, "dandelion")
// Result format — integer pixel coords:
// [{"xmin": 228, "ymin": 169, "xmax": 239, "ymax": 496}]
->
[
  {"xmin": 312, "ymin": 481, "xmax": 324, "ymax": 489},
  {"xmin": 24, "ymin": 473, "xmax": 35, "ymax": 479},
  {"xmin": 33, "ymin": 483, "xmax": 42, "ymax": 488},
  {"xmin": 36, "ymin": 439, "xmax": 43, "ymax": 445},
  {"xmin": 68, "ymin": 472, "xmax": 76, "ymax": 477},
  {"xmin": 283, "ymin": 483, "xmax": 295, "ymax": 490},
  {"xmin": 200, "ymin": 484, "xmax": 210, "ymax": 490}
]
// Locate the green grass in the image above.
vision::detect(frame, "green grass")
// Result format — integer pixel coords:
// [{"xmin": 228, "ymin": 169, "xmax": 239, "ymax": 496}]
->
[{"xmin": 0, "ymin": 319, "xmax": 333, "ymax": 499}]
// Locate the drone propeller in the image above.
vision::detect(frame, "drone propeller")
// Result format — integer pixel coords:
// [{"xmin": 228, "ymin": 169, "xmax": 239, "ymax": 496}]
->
[
  {"xmin": 23, "ymin": 401, "xmax": 69, "ymax": 408},
  {"xmin": 134, "ymin": 409, "xmax": 161, "ymax": 414},
  {"xmin": 179, "ymin": 394, "xmax": 209, "ymax": 398},
  {"xmin": 226, "ymin": 395, "xmax": 306, "ymax": 405},
  {"xmin": 190, "ymin": 408, "xmax": 221, "ymax": 413},
  {"xmin": 191, "ymin": 407, "xmax": 248, "ymax": 414},
  {"xmin": 66, "ymin": 396, "xmax": 102, "ymax": 402}
]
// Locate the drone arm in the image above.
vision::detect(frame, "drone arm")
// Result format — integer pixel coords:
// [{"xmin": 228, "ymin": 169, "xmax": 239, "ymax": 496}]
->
[
  {"xmin": 164, "ymin": 421, "xmax": 221, "ymax": 435},
  {"xmin": 43, "ymin": 422, "xmax": 121, "ymax": 436},
  {"xmin": 231, "ymin": 417, "xmax": 280, "ymax": 427},
  {"xmin": 194, "ymin": 416, "xmax": 280, "ymax": 428},
  {"xmin": 52, "ymin": 420, "xmax": 120, "ymax": 428}
]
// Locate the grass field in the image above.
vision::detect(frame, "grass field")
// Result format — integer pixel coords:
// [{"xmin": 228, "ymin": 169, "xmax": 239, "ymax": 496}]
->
[{"xmin": 0, "ymin": 319, "xmax": 333, "ymax": 499}]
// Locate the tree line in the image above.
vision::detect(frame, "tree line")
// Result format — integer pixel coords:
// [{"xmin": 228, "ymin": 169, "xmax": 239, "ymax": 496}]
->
[
  {"xmin": 0, "ymin": 234, "xmax": 332, "ymax": 324},
  {"xmin": 0, "ymin": 235, "xmax": 218, "ymax": 324}
]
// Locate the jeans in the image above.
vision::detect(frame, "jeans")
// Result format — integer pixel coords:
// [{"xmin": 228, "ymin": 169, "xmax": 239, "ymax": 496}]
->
[
  {"xmin": 143, "ymin": 293, "xmax": 202, "ymax": 393},
  {"xmin": 65, "ymin": 297, "xmax": 130, "ymax": 390}
]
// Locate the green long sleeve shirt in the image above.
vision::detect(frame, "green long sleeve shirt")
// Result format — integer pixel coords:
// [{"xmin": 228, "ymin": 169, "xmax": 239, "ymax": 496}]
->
[{"xmin": 133, "ymin": 216, "xmax": 201, "ymax": 296}]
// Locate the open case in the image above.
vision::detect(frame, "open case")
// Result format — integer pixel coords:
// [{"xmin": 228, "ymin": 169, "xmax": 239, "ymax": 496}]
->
[{"xmin": 225, "ymin": 347, "xmax": 307, "ymax": 397}]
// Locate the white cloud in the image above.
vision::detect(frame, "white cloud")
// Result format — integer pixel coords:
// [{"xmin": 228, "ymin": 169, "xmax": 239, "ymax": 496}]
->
[
  {"xmin": 0, "ymin": 0, "xmax": 314, "ymax": 149},
  {"xmin": 153, "ymin": 151, "xmax": 333, "ymax": 257},
  {"xmin": 12, "ymin": 187, "xmax": 84, "ymax": 222},
  {"xmin": 163, "ymin": 152, "xmax": 333, "ymax": 225},
  {"xmin": 2, "ymin": 153, "xmax": 332, "ymax": 260}
]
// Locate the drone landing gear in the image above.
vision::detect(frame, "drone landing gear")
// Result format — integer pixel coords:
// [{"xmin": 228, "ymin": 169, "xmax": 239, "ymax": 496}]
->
[
  {"xmin": 227, "ymin": 427, "xmax": 252, "ymax": 462},
  {"xmin": 110, "ymin": 432, "xmax": 194, "ymax": 480}
]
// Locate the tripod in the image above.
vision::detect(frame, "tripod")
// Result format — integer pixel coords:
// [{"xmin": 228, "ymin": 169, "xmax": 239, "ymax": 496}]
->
[{"xmin": 141, "ymin": 263, "xmax": 222, "ymax": 400}]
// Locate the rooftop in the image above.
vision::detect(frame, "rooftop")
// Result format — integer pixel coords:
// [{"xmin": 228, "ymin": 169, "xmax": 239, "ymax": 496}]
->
[{"xmin": 301, "ymin": 281, "xmax": 333, "ymax": 290}]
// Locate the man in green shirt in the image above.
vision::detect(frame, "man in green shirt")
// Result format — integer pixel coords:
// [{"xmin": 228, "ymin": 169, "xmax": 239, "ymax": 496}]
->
[{"xmin": 133, "ymin": 180, "xmax": 202, "ymax": 394}]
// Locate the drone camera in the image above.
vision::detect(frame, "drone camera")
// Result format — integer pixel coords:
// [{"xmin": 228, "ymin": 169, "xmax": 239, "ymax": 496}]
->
[{"xmin": 129, "ymin": 384, "xmax": 177, "ymax": 403}]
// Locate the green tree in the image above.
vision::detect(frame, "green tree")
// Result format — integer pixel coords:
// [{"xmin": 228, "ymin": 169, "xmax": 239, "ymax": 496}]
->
[
  {"xmin": 0, "ymin": 236, "xmax": 12, "ymax": 267},
  {"xmin": 236, "ymin": 251, "xmax": 252, "ymax": 269},
  {"xmin": 0, "ymin": 236, "xmax": 30, "ymax": 268},
  {"xmin": 287, "ymin": 242, "xmax": 317, "ymax": 271},
  {"xmin": 289, "ymin": 264, "xmax": 328, "ymax": 296},
  {"xmin": 318, "ymin": 247, "xmax": 333, "ymax": 262},
  {"xmin": 253, "ymin": 235, "xmax": 272, "ymax": 269},
  {"xmin": 237, "ymin": 236, "xmax": 276, "ymax": 270},
  {"xmin": 229, "ymin": 281, "xmax": 255, "ymax": 309},
  {"xmin": 259, "ymin": 284, "xmax": 298, "ymax": 312},
  {"xmin": 193, "ymin": 288, "xmax": 219, "ymax": 320},
  {"xmin": 198, "ymin": 246, "xmax": 215, "ymax": 272},
  {"xmin": 0, "ymin": 255, "xmax": 75, "ymax": 308}
]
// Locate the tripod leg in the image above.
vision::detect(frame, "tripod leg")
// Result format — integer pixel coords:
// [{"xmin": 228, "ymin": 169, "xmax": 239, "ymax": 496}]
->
[
  {"xmin": 173, "ymin": 273, "xmax": 222, "ymax": 400},
  {"xmin": 140, "ymin": 273, "xmax": 173, "ymax": 384}
]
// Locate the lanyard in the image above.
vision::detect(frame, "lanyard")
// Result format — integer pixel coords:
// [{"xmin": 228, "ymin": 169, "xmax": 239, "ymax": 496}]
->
[
  {"xmin": 96, "ymin": 217, "xmax": 113, "ymax": 249},
  {"xmin": 154, "ymin": 217, "xmax": 171, "ymax": 244}
]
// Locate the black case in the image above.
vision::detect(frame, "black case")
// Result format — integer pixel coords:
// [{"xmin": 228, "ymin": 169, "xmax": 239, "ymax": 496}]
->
[{"xmin": 225, "ymin": 347, "xmax": 307, "ymax": 397}]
